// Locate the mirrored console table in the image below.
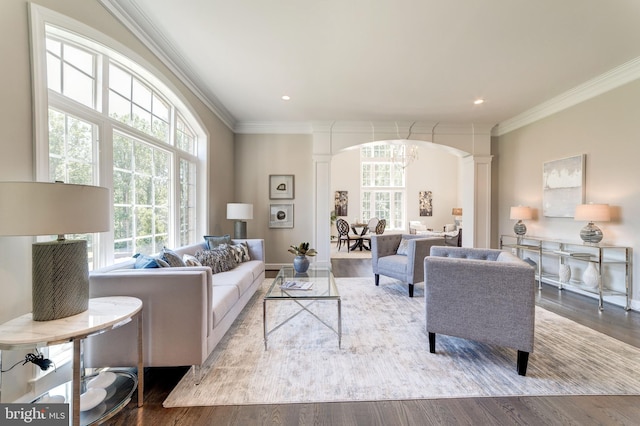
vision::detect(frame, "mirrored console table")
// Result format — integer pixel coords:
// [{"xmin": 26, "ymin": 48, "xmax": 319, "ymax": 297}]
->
[{"xmin": 500, "ymin": 235, "xmax": 631, "ymax": 311}]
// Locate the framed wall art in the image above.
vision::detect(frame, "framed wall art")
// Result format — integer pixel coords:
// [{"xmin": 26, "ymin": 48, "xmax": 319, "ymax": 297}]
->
[
  {"xmin": 334, "ymin": 190, "xmax": 348, "ymax": 216},
  {"xmin": 419, "ymin": 190, "xmax": 433, "ymax": 216},
  {"xmin": 542, "ymin": 154, "xmax": 585, "ymax": 218},
  {"xmin": 269, "ymin": 203, "xmax": 294, "ymax": 228},
  {"xmin": 269, "ymin": 174, "xmax": 294, "ymax": 199}
]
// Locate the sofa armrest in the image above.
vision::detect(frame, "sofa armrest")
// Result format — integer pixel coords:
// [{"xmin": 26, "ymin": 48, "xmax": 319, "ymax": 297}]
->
[
  {"xmin": 406, "ymin": 237, "xmax": 445, "ymax": 284},
  {"xmin": 87, "ymin": 268, "xmax": 211, "ymax": 367}
]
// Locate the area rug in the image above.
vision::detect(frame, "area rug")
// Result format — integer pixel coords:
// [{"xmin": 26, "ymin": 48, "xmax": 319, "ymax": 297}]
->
[{"xmin": 163, "ymin": 277, "xmax": 640, "ymax": 407}]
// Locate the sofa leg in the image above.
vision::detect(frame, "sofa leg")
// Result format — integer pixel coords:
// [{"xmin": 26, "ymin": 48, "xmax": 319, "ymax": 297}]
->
[
  {"xmin": 428, "ymin": 332, "xmax": 436, "ymax": 353},
  {"xmin": 375, "ymin": 274, "xmax": 379, "ymax": 286},
  {"xmin": 408, "ymin": 283, "xmax": 414, "ymax": 297},
  {"xmin": 517, "ymin": 350, "xmax": 529, "ymax": 376},
  {"xmin": 192, "ymin": 364, "xmax": 202, "ymax": 385}
]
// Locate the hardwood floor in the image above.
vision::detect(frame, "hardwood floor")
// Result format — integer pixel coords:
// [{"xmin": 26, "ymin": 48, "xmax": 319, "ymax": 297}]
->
[{"xmin": 109, "ymin": 258, "xmax": 640, "ymax": 425}]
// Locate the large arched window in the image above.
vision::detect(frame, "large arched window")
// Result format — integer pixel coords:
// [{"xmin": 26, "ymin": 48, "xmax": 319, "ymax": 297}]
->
[{"xmin": 30, "ymin": 5, "xmax": 207, "ymax": 267}]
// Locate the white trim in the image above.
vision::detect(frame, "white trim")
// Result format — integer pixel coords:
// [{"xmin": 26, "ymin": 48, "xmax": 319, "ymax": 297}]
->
[
  {"xmin": 234, "ymin": 121, "xmax": 314, "ymax": 134},
  {"xmin": 495, "ymin": 56, "xmax": 640, "ymax": 136}
]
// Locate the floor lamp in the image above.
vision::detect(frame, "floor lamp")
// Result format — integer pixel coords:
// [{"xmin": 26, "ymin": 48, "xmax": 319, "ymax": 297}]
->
[
  {"xmin": 0, "ymin": 182, "xmax": 110, "ymax": 321},
  {"xmin": 227, "ymin": 203, "xmax": 253, "ymax": 239}
]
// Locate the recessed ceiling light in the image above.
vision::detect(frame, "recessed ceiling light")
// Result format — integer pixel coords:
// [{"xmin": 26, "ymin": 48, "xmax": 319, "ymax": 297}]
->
[
  {"xmin": 473, "ymin": 99, "xmax": 484, "ymax": 105},
  {"xmin": 281, "ymin": 95, "xmax": 291, "ymax": 101}
]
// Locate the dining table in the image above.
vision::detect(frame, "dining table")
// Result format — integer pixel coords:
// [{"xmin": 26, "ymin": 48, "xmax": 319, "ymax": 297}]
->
[{"xmin": 349, "ymin": 222, "xmax": 369, "ymax": 251}]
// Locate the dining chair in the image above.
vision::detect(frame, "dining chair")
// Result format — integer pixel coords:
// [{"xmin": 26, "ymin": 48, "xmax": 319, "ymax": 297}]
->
[{"xmin": 336, "ymin": 218, "xmax": 362, "ymax": 252}]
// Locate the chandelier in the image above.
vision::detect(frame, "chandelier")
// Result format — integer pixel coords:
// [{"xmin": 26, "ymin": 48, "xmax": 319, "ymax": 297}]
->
[{"xmin": 390, "ymin": 143, "xmax": 419, "ymax": 169}]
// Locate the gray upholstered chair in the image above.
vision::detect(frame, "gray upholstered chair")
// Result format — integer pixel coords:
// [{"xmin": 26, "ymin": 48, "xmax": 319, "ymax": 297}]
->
[
  {"xmin": 371, "ymin": 234, "xmax": 445, "ymax": 297},
  {"xmin": 424, "ymin": 246, "xmax": 536, "ymax": 376}
]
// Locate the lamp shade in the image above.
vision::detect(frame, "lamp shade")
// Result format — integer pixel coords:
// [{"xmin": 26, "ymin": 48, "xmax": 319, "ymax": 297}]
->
[
  {"xmin": 227, "ymin": 203, "xmax": 253, "ymax": 220},
  {"xmin": 574, "ymin": 204, "xmax": 610, "ymax": 222},
  {"xmin": 510, "ymin": 206, "xmax": 532, "ymax": 221},
  {"xmin": 0, "ymin": 182, "xmax": 110, "ymax": 236},
  {"xmin": 451, "ymin": 208, "xmax": 462, "ymax": 216}
]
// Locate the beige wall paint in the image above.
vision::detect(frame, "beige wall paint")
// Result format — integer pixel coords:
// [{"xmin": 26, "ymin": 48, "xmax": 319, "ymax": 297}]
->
[
  {"xmin": 496, "ymin": 79, "xmax": 640, "ymax": 309},
  {"xmin": 0, "ymin": 0, "xmax": 233, "ymax": 322},
  {"xmin": 234, "ymin": 133, "xmax": 314, "ymax": 265},
  {"xmin": 330, "ymin": 144, "xmax": 461, "ymax": 233}
]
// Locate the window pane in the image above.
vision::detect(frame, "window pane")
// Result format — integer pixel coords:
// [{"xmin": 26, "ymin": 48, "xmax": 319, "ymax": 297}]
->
[
  {"xmin": 109, "ymin": 64, "xmax": 131, "ymax": 99},
  {"xmin": 113, "ymin": 170, "xmax": 132, "ymax": 204},
  {"xmin": 179, "ymin": 159, "xmax": 196, "ymax": 246},
  {"xmin": 46, "ymin": 53, "xmax": 62, "ymax": 93},
  {"xmin": 64, "ymin": 44, "xmax": 94, "ymax": 76},
  {"xmin": 153, "ymin": 94, "xmax": 169, "ymax": 121},
  {"xmin": 132, "ymin": 79, "xmax": 152, "ymax": 111},
  {"xmin": 63, "ymin": 63, "xmax": 94, "ymax": 108},
  {"xmin": 109, "ymin": 91, "xmax": 132, "ymax": 123},
  {"xmin": 48, "ymin": 109, "xmax": 65, "ymax": 156}
]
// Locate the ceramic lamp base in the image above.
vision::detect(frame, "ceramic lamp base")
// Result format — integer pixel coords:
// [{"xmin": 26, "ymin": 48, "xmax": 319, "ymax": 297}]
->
[
  {"xmin": 32, "ymin": 239, "xmax": 89, "ymax": 321},
  {"xmin": 580, "ymin": 222, "xmax": 603, "ymax": 244},
  {"xmin": 513, "ymin": 220, "xmax": 527, "ymax": 236},
  {"xmin": 234, "ymin": 221, "xmax": 247, "ymax": 239}
]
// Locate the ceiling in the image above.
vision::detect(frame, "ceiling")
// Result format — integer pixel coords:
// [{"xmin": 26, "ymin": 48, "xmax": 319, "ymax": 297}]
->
[{"xmin": 101, "ymin": 0, "xmax": 640, "ymax": 133}]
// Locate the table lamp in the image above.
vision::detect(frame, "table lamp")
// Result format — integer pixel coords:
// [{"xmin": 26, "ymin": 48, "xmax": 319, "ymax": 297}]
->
[
  {"xmin": 510, "ymin": 206, "xmax": 532, "ymax": 236},
  {"xmin": 0, "ymin": 182, "xmax": 110, "ymax": 321},
  {"xmin": 574, "ymin": 203, "xmax": 610, "ymax": 244},
  {"xmin": 227, "ymin": 203, "xmax": 253, "ymax": 239}
]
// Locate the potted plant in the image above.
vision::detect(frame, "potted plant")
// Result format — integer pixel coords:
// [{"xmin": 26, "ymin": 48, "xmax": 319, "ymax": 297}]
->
[{"xmin": 288, "ymin": 242, "xmax": 317, "ymax": 273}]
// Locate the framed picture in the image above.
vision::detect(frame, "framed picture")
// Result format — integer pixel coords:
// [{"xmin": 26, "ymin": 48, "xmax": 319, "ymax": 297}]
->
[
  {"xmin": 269, "ymin": 203, "xmax": 294, "ymax": 228},
  {"xmin": 419, "ymin": 191, "xmax": 433, "ymax": 216},
  {"xmin": 334, "ymin": 190, "xmax": 348, "ymax": 216},
  {"xmin": 543, "ymin": 154, "xmax": 585, "ymax": 217},
  {"xmin": 269, "ymin": 175, "xmax": 294, "ymax": 199}
]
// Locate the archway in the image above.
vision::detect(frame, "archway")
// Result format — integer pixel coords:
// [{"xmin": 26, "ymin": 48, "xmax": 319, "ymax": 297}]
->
[{"xmin": 311, "ymin": 122, "xmax": 493, "ymax": 266}]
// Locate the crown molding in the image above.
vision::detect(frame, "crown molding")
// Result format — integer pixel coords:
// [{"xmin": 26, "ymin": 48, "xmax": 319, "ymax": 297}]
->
[
  {"xmin": 233, "ymin": 122, "xmax": 314, "ymax": 134},
  {"xmin": 98, "ymin": 0, "xmax": 236, "ymax": 130},
  {"xmin": 495, "ymin": 56, "xmax": 640, "ymax": 136}
]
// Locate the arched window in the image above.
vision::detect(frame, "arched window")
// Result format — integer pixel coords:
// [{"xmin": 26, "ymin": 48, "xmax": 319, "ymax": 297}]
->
[{"xmin": 30, "ymin": 5, "xmax": 207, "ymax": 267}]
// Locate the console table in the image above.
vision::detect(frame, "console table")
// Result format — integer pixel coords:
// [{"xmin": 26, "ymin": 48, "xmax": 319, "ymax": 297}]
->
[
  {"xmin": 500, "ymin": 235, "xmax": 631, "ymax": 311},
  {"xmin": 0, "ymin": 296, "xmax": 143, "ymax": 425}
]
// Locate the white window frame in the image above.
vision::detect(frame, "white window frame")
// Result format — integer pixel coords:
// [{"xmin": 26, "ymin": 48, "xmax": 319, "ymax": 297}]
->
[{"xmin": 29, "ymin": 4, "xmax": 208, "ymax": 268}]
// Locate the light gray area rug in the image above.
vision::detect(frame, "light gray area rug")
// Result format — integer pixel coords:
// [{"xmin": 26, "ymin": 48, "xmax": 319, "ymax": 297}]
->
[{"xmin": 164, "ymin": 277, "xmax": 640, "ymax": 407}]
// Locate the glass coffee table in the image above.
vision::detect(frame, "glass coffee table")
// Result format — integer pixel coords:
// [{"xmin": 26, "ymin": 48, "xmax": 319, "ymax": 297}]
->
[{"xmin": 263, "ymin": 265, "xmax": 341, "ymax": 349}]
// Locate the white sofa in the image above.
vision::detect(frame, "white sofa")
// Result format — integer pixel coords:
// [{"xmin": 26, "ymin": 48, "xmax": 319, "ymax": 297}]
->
[{"xmin": 85, "ymin": 239, "xmax": 265, "ymax": 382}]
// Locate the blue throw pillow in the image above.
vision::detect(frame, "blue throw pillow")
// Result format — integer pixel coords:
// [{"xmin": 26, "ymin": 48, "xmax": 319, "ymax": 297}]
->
[
  {"xmin": 204, "ymin": 234, "xmax": 231, "ymax": 250},
  {"xmin": 133, "ymin": 253, "xmax": 169, "ymax": 269}
]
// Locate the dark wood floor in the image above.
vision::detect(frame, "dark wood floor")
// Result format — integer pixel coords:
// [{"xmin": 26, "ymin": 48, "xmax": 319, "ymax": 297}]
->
[{"xmin": 109, "ymin": 258, "xmax": 640, "ymax": 425}]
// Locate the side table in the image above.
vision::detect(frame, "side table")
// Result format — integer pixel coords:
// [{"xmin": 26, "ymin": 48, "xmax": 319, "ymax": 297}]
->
[{"xmin": 0, "ymin": 296, "xmax": 143, "ymax": 425}]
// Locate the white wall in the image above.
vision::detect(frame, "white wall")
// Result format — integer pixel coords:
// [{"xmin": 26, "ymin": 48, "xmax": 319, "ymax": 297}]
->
[
  {"xmin": 330, "ymin": 144, "xmax": 461, "ymax": 233},
  {"xmin": 495, "ymin": 79, "xmax": 640, "ymax": 310}
]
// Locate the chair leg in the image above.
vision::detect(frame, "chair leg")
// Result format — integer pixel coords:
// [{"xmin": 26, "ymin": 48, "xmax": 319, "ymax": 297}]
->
[
  {"xmin": 517, "ymin": 350, "xmax": 529, "ymax": 376},
  {"xmin": 374, "ymin": 274, "xmax": 379, "ymax": 286},
  {"xmin": 408, "ymin": 283, "xmax": 414, "ymax": 297},
  {"xmin": 428, "ymin": 332, "xmax": 436, "ymax": 353}
]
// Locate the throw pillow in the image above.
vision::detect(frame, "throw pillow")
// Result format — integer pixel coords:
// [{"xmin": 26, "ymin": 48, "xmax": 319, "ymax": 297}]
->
[
  {"xmin": 396, "ymin": 238, "xmax": 410, "ymax": 256},
  {"xmin": 204, "ymin": 234, "xmax": 231, "ymax": 250},
  {"xmin": 227, "ymin": 242, "xmax": 251, "ymax": 263},
  {"xmin": 161, "ymin": 247, "xmax": 186, "ymax": 267},
  {"xmin": 133, "ymin": 253, "xmax": 170, "ymax": 269},
  {"xmin": 183, "ymin": 254, "xmax": 202, "ymax": 267},
  {"xmin": 195, "ymin": 246, "xmax": 238, "ymax": 274}
]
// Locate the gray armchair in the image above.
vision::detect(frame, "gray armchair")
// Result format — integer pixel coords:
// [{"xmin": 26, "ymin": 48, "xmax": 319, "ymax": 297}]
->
[
  {"xmin": 371, "ymin": 234, "xmax": 445, "ymax": 297},
  {"xmin": 424, "ymin": 246, "xmax": 536, "ymax": 375}
]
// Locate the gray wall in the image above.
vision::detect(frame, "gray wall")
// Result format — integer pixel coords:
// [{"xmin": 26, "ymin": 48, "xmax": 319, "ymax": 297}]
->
[{"xmin": 495, "ymin": 79, "xmax": 640, "ymax": 309}]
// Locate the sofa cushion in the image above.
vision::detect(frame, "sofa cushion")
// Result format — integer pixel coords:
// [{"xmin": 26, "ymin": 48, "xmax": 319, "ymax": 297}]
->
[
  {"xmin": 235, "ymin": 260, "xmax": 264, "ymax": 282},
  {"xmin": 196, "ymin": 247, "xmax": 238, "ymax": 273},
  {"xmin": 378, "ymin": 255, "xmax": 408, "ymax": 275},
  {"xmin": 211, "ymin": 285, "xmax": 240, "ymax": 327},
  {"xmin": 161, "ymin": 247, "xmax": 186, "ymax": 267},
  {"xmin": 204, "ymin": 234, "xmax": 231, "ymax": 249},
  {"xmin": 212, "ymin": 269, "xmax": 253, "ymax": 296}
]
